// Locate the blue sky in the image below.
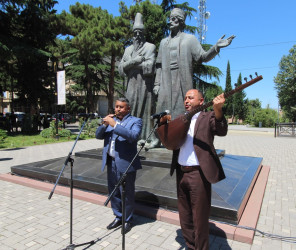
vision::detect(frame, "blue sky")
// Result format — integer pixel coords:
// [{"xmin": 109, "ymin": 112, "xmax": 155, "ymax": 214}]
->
[{"xmin": 56, "ymin": 0, "xmax": 296, "ymax": 109}]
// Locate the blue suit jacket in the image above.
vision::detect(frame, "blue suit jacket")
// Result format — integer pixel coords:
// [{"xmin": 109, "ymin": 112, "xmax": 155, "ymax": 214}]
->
[{"xmin": 95, "ymin": 114, "xmax": 142, "ymax": 173}]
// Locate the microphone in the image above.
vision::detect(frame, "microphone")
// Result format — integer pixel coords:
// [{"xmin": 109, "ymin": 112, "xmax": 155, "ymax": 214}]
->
[{"xmin": 151, "ymin": 110, "xmax": 170, "ymax": 119}]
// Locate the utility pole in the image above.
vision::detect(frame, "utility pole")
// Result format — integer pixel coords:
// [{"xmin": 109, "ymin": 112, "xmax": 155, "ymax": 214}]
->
[{"xmin": 197, "ymin": 0, "xmax": 210, "ymax": 44}]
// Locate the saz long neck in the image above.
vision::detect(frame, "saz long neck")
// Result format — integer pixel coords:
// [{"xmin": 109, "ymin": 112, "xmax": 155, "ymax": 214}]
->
[{"xmin": 183, "ymin": 75, "xmax": 263, "ymax": 121}]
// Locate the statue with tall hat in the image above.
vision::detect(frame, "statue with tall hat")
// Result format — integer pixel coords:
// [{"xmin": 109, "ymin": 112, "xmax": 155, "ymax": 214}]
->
[{"xmin": 118, "ymin": 13, "xmax": 157, "ymax": 146}]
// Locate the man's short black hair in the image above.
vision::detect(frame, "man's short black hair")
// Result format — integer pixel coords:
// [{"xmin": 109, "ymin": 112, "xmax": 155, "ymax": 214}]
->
[
  {"xmin": 117, "ymin": 97, "xmax": 130, "ymax": 106},
  {"xmin": 196, "ymin": 89, "xmax": 204, "ymax": 98}
]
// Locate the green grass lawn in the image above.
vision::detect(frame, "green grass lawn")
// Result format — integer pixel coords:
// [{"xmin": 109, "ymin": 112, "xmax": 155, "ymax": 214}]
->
[{"xmin": 0, "ymin": 132, "xmax": 88, "ymax": 149}]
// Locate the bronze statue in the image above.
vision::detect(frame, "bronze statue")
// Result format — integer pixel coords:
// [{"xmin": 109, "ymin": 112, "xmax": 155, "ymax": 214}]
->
[
  {"xmin": 148, "ymin": 8, "xmax": 235, "ymax": 149},
  {"xmin": 119, "ymin": 13, "xmax": 157, "ymax": 146}
]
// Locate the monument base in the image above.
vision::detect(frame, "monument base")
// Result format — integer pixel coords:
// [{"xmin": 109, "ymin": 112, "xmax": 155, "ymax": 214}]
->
[{"xmin": 11, "ymin": 147, "xmax": 262, "ymax": 224}]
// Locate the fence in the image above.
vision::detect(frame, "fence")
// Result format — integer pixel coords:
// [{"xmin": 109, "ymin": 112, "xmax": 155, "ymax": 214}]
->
[{"xmin": 274, "ymin": 123, "xmax": 296, "ymax": 137}]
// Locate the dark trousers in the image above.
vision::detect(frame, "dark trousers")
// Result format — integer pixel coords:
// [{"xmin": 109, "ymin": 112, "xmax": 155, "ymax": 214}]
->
[
  {"xmin": 107, "ymin": 156, "xmax": 136, "ymax": 222},
  {"xmin": 177, "ymin": 167, "xmax": 211, "ymax": 250}
]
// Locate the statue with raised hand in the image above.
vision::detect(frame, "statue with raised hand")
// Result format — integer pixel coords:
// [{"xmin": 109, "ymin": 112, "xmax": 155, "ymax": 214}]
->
[{"xmin": 147, "ymin": 8, "xmax": 235, "ymax": 149}]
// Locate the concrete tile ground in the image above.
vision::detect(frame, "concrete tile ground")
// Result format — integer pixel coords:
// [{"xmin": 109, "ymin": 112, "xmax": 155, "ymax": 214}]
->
[{"xmin": 0, "ymin": 126, "xmax": 296, "ymax": 249}]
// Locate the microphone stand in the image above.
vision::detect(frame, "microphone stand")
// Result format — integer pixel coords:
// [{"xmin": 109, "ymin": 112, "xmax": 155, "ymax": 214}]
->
[
  {"xmin": 48, "ymin": 117, "xmax": 95, "ymax": 250},
  {"xmin": 104, "ymin": 117, "xmax": 162, "ymax": 250}
]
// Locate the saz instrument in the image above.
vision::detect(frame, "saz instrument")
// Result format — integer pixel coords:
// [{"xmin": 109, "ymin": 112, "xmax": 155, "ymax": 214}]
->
[{"xmin": 156, "ymin": 74, "xmax": 263, "ymax": 150}]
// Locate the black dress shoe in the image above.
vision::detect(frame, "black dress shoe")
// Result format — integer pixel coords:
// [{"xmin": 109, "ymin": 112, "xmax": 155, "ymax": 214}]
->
[
  {"xmin": 122, "ymin": 222, "xmax": 132, "ymax": 234},
  {"xmin": 107, "ymin": 218, "xmax": 122, "ymax": 230}
]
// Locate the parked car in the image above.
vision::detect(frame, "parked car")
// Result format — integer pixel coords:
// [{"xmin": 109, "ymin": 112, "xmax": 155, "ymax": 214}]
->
[
  {"xmin": 39, "ymin": 113, "xmax": 52, "ymax": 129},
  {"xmin": 40, "ymin": 113, "xmax": 52, "ymax": 121},
  {"xmin": 4, "ymin": 112, "xmax": 25, "ymax": 128},
  {"xmin": 0, "ymin": 114, "xmax": 6, "ymax": 129},
  {"xmin": 14, "ymin": 112, "xmax": 26, "ymax": 127},
  {"xmin": 77, "ymin": 113, "xmax": 100, "ymax": 120},
  {"xmin": 52, "ymin": 113, "xmax": 72, "ymax": 124}
]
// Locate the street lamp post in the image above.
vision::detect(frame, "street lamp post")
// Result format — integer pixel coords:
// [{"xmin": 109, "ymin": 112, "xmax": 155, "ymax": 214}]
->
[
  {"xmin": 278, "ymin": 102, "xmax": 280, "ymax": 123},
  {"xmin": 232, "ymin": 103, "xmax": 234, "ymax": 124},
  {"xmin": 251, "ymin": 103, "xmax": 254, "ymax": 124},
  {"xmin": 47, "ymin": 58, "xmax": 63, "ymax": 139},
  {"xmin": 232, "ymin": 83, "xmax": 238, "ymax": 124}
]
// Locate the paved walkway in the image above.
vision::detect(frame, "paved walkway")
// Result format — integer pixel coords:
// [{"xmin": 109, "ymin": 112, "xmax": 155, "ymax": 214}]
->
[{"xmin": 0, "ymin": 126, "xmax": 296, "ymax": 249}]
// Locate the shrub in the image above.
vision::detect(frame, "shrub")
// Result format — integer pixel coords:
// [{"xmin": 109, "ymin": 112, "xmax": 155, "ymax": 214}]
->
[
  {"xmin": 59, "ymin": 128, "xmax": 71, "ymax": 137},
  {"xmin": 79, "ymin": 117, "xmax": 100, "ymax": 138},
  {"xmin": 0, "ymin": 129, "xmax": 7, "ymax": 145},
  {"xmin": 40, "ymin": 128, "xmax": 52, "ymax": 138},
  {"xmin": 78, "ymin": 133, "xmax": 87, "ymax": 140},
  {"xmin": 40, "ymin": 126, "xmax": 71, "ymax": 138},
  {"xmin": 50, "ymin": 120, "xmax": 63, "ymax": 131},
  {"xmin": 253, "ymin": 108, "xmax": 278, "ymax": 127}
]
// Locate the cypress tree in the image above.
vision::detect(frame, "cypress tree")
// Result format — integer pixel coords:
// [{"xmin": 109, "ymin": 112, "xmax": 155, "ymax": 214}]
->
[{"xmin": 224, "ymin": 61, "xmax": 233, "ymax": 120}]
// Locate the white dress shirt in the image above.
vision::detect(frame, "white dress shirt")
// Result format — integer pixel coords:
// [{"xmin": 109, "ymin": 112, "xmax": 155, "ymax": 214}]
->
[
  {"xmin": 178, "ymin": 112, "xmax": 200, "ymax": 166},
  {"xmin": 108, "ymin": 122, "xmax": 119, "ymax": 158}
]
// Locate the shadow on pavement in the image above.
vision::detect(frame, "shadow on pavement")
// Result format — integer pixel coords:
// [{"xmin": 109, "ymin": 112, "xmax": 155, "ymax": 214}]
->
[
  {"xmin": 176, "ymin": 229, "xmax": 186, "ymax": 249},
  {"xmin": 175, "ymin": 224, "xmax": 231, "ymax": 249},
  {"xmin": 0, "ymin": 158, "xmax": 13, "ymax": 161},
  {"xmin": 2, "ymin": 147, "xmax": 25, "ymax": 151}
]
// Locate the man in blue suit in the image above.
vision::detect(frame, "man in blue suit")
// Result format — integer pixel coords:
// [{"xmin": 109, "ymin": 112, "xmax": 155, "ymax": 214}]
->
[{"xmin": 96, "ymin": 97, "xmax": 142, "ymax": 234}]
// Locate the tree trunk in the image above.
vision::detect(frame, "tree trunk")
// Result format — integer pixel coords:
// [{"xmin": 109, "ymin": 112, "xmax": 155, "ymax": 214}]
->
[
  {"xmin": 108, "ymin": 54, "xmax": 115, "ymax": 114},
  {"xmin": 85, "ymin": 63, "xmax": 92, "ymax": 113}
]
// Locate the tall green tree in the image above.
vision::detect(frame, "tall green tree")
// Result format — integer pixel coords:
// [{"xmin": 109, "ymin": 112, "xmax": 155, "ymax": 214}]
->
[
  {"xmin": 101, "ymin": 14, "xmax": 130, "ymax": 113},
  {"xmin": 193, "ymin": 62, "xmax": 222, "ymax": 91},
  {"xmin": 126, "ymin": 0, "xmax": 166, "ymax": 50},
  {"xmin": 224, "ymin": 61, "xmax": 233, "ymax": 119},
  {"xmin": 0, "ymin": 0, "xmax": 58, "ymax": 113},
  {"xmin": 244, "ymin": 98, "xmax": 261, "ymax": 125},
  {"xmin": 202, "ymin": 81, "xmax": 223, "ymax": 105},
  {"xmin": 233, "ymin": 73, "xmax": 247, "ymax": 120},
  {"xmin": 58, "ymin": 3, "xmax": 136, "ymax": 113},
  {"xmin": 161, "ymin": 0, "xmax": 176, "ymax": 13},
  {"xmin": 58, "ymin": 4, "xmax": 111, "ymax": 113},
  {"xmin": 160, "ymin": 0, "xmax": 197, "ymax": 36},
  {"xmin": 274, "ymin": 45, "xmax": 296, "ymax": 122},
  {"xmin": 46, "ymin": 38, "xmax": 75, "ymax": 114},
  {"xmin": 253, "ymin": 107, "xmax": 278, "ymax": 127}
]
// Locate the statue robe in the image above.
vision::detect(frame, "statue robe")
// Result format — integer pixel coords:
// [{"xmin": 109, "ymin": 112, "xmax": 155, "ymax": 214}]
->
[
  {"xmin": 118, "ymin": 42, "xmax": 156, "ymax": 141},
  {"xmin": 155, "ymin": 32, "xmax": 220, "ymax": 119}
]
